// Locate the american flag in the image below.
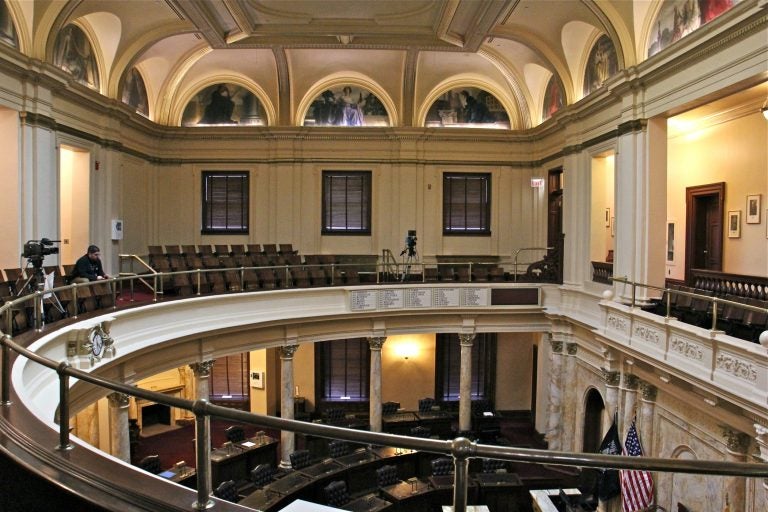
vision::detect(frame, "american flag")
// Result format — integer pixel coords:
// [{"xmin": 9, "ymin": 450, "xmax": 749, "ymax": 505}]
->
[{"xmin": 620, "ymin": 419, "xmax": 654, "ymax": 512}]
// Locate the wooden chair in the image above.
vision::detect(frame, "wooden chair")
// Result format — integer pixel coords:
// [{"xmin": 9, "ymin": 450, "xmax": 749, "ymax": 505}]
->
[
  {"xmin": 262, "ymin": 244, "xmax": 278, "ymax": 256},
  {"xmin": 290, "ymin": 269, "xmax": 311, "ymax": 288},
  {"xmin": 214, "ymin": 244, "xmax": 231, "ymax": 257},
  {"xmin": 181, "ymin": 245, "xmax": 197, "ymax": 256},
  {"xmin": 197, "ymin": 245, "xmax": 213, "ymax": 256},
  {"xmin": 258, "ymin": 269, "xmax": 278, "ymax": 289},
  {"xmin": 309, "ymin": 269, "xmax": 328, "ymax": 287},
  {"xmin": 164, "ymin": 245, "xmax": 181, "ymax": 255},
  {"xmin": 279, "ymin": 244, "xmax": 297, "ymax": 255},
  {"xmin": 230, "ymin": 244, "xmax": 246, "ymax": 256},
  {"xmin": 246, "ymin": 244, "xmax": 262, "ymax": 255}
]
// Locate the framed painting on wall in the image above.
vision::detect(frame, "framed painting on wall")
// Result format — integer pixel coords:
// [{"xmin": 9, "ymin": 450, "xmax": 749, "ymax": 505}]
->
[
  {"xmin": 727, "ymin": 211, "xmax": 741, "ymax": 238},
  {"xmin": 746, "ymin": 194, "xmax": 761, "ymax": 224}
]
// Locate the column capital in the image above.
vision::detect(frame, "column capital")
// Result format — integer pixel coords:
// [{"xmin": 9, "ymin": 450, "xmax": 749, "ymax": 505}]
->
[
  {"xmin": 623, "ymin": 373, "xmax": 639, "ymax": 390},
  {"xmin": 107, "ymin": 392, "xmax": 130, "ymax": 408},
  {"xmin": 566, "ymin": 342, "xmax": 578, "ymax": 355},
  {"xmin": 280, "ymin": 344, "xmax": 299, "ymax": 359},
  {"xmin": 189, "ymin": 360, "xmax": 216, "ymax": 377},
  {"xmin": 550, "ymin": 338, "xmax": 564, "ymax": 353},
  {"xmin": 602, "ymin": 369, "xmax": 620, "ymax": 386},
  {"xmin": 639, "ymin": 381, "xmax": 658, "ymax": 401},
  {"xmin": 722, "ymin": 428, "xmax": 750, "ymax": 455},
  {"xmin": 458, "ymin": 333, "xmax": 475, "ymax": 347},
  {"xmin": 368, "ymin": 336, "xmax": 387, "ymax": 350},
  {"xmin": 753, "ymin": 424, "xmax": 768, "ymax": 462}
]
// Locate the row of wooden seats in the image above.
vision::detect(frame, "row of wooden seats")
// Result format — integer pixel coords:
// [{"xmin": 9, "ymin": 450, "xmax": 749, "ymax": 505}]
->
[
  {"xmin": 1, "ymin": 266, "xmax": 116, "ymax": 334},
  {"xmin": 148, "ymin": 243, "xmax": 297, "ymax": 259},
  {"xmin": 646, "ymin": 285, "xmax": 768, "ymax": 343},
  {"xmin": 423, "ymin": 264, "xmax": 506, "ymax": 282}
]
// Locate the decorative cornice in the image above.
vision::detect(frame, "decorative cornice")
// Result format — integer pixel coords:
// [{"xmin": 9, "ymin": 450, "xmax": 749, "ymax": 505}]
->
[
  {"xmin": 367, "ymin": 336, "xmax": 386, "ymax": 350},
  {"xmin": 280, "ymin": 344, "xmax": 299, "ymax": 359},
  {"xmin": 107, "ymin": 392, "xmax": 130, "ymax": 408},
  {"xmin": 639, "ymin": 382, "xmax": 658, "ymax": 402},
  {"xmin": 458, "ymin": 333, "xmax": 476, "ymax": 347},
  {"xmin": 189, "ymin": 360, "xmax": 216, "ymax": 377},
  {"xmin": 549, "ymin": 338, "xmax": 563, "ymax": 353}
]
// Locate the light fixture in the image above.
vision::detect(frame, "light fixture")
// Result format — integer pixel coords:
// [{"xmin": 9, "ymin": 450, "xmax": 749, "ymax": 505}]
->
[
  {"xmin": 762, "ymin": 106, "xmax": 768, "ymax": 121},
  {"xmin": 394, "ymin": 342, "xmax": 418, "ymax": 360}
]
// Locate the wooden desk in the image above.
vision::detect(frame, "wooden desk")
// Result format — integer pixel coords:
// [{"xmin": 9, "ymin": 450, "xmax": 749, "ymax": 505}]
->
[
  {"xmin": 300, "ymin": 458, "xmax": 344, "ymax": 478},
  {"xmin": 345, "ymin": 494, "xmax": 391, "ymax": 512},
  {"xmin": 415, "ymin": 412, "xmax": 453, "ymax": 438},
  {"xmin": 382, "ymin": 413, "xmax": 419, "ymax": 435},
  {"xmin": 380, "ymin": 479, "xmax": 431, "ymax": 500},
  {"xmin": 157, "ymin": 465, "xmax": 196, "ymax": 488},
  {"xmin": 210, "ymin": 436, "xmax": 278, "ymax": 486},
  {"xmin": 473, "ymin": 473, "xmax": 527, "ymax": 512}
]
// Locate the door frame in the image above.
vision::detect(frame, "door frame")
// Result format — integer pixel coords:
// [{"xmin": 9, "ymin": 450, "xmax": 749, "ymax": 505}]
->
[{"xmin": 684, "ymin": 182, "xmax": 725, "ymax": 284}]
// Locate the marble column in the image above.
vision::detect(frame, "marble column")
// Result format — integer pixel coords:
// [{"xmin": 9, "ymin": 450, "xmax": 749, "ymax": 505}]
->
[
  {"xmin": 545, "ymin": 337, "xmax": 564, "ymax": 450},
  {"xmin": 458, "ymin": 333, "xmax": 476, "ymax": 433},
  {"xmin": 561, "ymin": 342, "xmax": 578, "ymax": 451},
  {"xmin": 189, "ymin": 360, "xmax": 216, "ymax": 400},
  {"xmin": 638, "ymin": 382, "xmax": 657, "ymax": 455},
  {"xmin": 722, "ymin": 428, "xmax": 750, "ymax": 510},
  {"xmin": 108, "ymin": 392, "xmax": 131, "ymax": 463},
  {"xmin": 621, "ymin": 374, "xmax": 639, "ymax": 437},
  {"xmin": 368, "ymin": 337, "xmax": 387, "ymax": 432},
  {"xmin": 602, "ymin": 370, "xmax": 621, "ymax": 427},
  {"xmin": 754, "ymin": 424, "xmax": 768, "ymax": 492},
  {"xmin": 280, "ymin": 344, "xmax": 299, "ymax": 469}
]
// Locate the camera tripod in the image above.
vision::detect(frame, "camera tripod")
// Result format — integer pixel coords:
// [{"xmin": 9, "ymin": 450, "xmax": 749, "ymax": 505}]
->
[
  {"xmin": 16, "ymin": 258, "xmax": 65, "ymax": 323},
  {"xmin": 400, "ymin": 247, "xmax": 419, "ymax": 282}
]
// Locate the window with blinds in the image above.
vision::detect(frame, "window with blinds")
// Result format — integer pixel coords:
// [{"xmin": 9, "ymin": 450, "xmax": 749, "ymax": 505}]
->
[
  {"xmin": 322, "ymin": 171, "xmax": 371, "ymax": 234},
  {"xmin": 209, "ymin": 354, "xmax": 249, "ymax": 400},
  {"xmin": 443, "ymin": 172, "xmax": 491, "ymax": 235},
  {"xmin": 315, "ymin": 338, "xmax": 370, "ymax": 402},
  {"xmin": 202, "ymin": 171, "xmax": 249, "ymax": 233},
  {"xmin": 435, "ymin": 333, "xmax": 496, "ymax": 402}
]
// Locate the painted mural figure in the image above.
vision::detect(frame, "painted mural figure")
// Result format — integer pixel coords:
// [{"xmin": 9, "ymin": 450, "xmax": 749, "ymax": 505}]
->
[
  {"xmin": 200, "ymin": 84, "xmax": 235, "ymax": 124},
  {"xmin": 339, "ymin": 86, "xmax": 365, "ymax": 126},
  {"xmin": 54, "ymin": 25, "xmax": 98, "ymax": 88},
  {"xmin": 460, "ymin": 90, "xmax": 494, "ymax": 123}
]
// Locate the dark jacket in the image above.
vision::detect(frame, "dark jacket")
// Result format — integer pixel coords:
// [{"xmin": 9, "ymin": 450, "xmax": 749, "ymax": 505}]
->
[{"xmin": 71, "ymin": 254, "xmax": 106, "ymax": 281}]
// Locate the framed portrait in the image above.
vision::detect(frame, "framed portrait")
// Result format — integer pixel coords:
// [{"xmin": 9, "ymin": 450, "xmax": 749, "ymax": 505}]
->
[
  {"xmin": 746, "ymin": 194, "xmax": 761, "ymax": 224},
  {"xmin": 666, "ymin": 221, "xmax": 675, "ymax": 263},
  {"xmin": 727, "ymin": 211, "xmax": 741, "ymax": 238},
  {"xmin": 250, "ymin": 371, "xmax": 264, "ymax": 389}
]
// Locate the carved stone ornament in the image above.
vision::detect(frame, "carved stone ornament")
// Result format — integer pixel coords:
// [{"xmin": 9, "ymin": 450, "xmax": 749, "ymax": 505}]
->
[
  {"xmin": 368, "ymin": 337, "xmax": 387, "ymax": 350},
  {"xmin": 566, "ymin": 343, "xmax": 578, "ymax": 355},
  {"xmin": 189, "ymin": 359, "xmax": 216, "ymax": 377},
  {"xmin": 107, "ymin": 392, "xmax": 130, "ymax": 408},
  {"xmin": 458, "ymin": 333, "xmax": 476, "ymax": 347},
  {"xmin": 602, "ymin": 369, "xmax": 621, "ymax": 386},
  {"xmin": 633, "ymin": 324, "xmax": 661, "ymax": 345},
  {"xmin": 716, "ymin": 354, "xmax": 758, "ymax": 382},
  {"xmin": 721, "ymin": 428, "xmax": 750, "ymax": 454},
  {"xmin": 623, "ymin": 373, "xmax": 639, "ymax": 390},
  {"xmin": 550, "ymin": 338, "xmax": 564, "ymax": 353},
  {"xmin": 670, "ymin": 336, "xmax": 703, "ymax": 360},
  {"xmin": 280, "ymin": 344, "xmax": 299, "ymax": 359},
  {"xmin": 639, "ymin": 382, "xmax": 657, "ymax": 402}
]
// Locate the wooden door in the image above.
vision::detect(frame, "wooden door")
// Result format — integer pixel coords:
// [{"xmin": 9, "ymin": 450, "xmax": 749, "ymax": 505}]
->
[{"xmin": 685, "ymin": 183, "xmax": 724, "ymax": 284}]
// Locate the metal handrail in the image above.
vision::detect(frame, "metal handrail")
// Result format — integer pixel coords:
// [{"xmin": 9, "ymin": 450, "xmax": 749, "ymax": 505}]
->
[
  {"xmin": 1, "ymin": 275, "xmax": 768, "ymax": 510},
  {"xmin": 610, "ymin": 276, "xmax": 768, "ymax": 332},
  {"xmin": 118, "ymin": 254, "xmax": 158, "ymax": 301},
  {"xmin": 512, "ymin": 247, "xmax": 553, "ymax": 282}
]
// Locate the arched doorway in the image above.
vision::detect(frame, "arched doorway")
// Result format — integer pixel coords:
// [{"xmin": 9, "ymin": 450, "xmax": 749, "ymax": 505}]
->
[{"xmin": 582, "ymin": 388, "xmax": 604, "ymax": 453}]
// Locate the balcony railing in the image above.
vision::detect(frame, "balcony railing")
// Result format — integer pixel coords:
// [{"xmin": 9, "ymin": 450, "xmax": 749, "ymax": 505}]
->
[{"xmin": 1, "ymin": 271, "xmax": 767, "ymax": 511}]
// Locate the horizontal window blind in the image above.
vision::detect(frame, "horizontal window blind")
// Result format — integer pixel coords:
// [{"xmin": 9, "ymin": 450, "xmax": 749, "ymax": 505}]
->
[
  {"xmin": 202, "ymin": 171, "xmax": 249, "ymax": 233},
  {"xmin": 443, "ymin": 173, "xmax": 491, "ymax": 234},
  {"xmin": 322, "ymin": 171, "xmax": 371, "ymax": 234},
  {"xmin": 318, "ymin": 338, "xmax": 370, "ymax": 401}
]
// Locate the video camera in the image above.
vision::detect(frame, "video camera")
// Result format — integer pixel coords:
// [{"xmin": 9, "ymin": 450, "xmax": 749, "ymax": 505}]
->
[
  {"xmin": 23, "ymin": 238, "xmax": 60, "ymax": 264},
  {"xmin": 400, "ymin": 230, "xmax": 417, "ymax": 257}
]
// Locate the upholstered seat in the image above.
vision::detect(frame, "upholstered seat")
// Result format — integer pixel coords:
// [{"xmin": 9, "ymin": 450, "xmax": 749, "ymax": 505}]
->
[
  {"xmin": 382, "ymin": 401, "xmax": 400, "ymax": 415},
  {"xmin": 138, "ymin": 454, "xmax": 162, "ymax": 474},
  {"xmin": 481, "ymin": 458, "xmax": 507, "ymax": 473},
  {"xmin": 418, "ymin": 397, "xmax": 435, "ymax": 413},
  {"xmin": 225, "ymin": 425, "xmax": 246, "ymax": 443},
  {"xmin": 410, "ymin": 425, "xmax": 431, "ymax": 438},
  {"xmin": 213, "ymin": 479, "xmax": 238, "ymax": 502},
  {"xmin": 376, "ymin": 464, "xmax": 399, "ymax": 487},
  {"xmin": 431, "ymin": 457, "xmax": 453, "ymax": 476},
  {"xmin": 250, "ymin": 463, "xmax": 275, "ymax": 487},
  {"xmin": 328, "ymin": 440, "xmax": 349, "ymax": 458},
  {"xmin": 323, "ymin": 480, "xmax": 350, "ymax": 508},
  {"xmin": 289, "ymin": 449, "xmax": 311, "ymax": 470}
]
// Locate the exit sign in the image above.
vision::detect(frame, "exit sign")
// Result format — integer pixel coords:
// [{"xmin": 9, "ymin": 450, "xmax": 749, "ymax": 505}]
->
[{"xmin": 530, "ymin": 178, "xmax": 545, "ymax": 188}]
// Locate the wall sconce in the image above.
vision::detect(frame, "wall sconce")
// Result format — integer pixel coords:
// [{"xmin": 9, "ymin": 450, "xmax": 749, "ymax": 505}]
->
[{"xmin": 394, "ymin": 342, "xmax": 418, "ymax": 360}]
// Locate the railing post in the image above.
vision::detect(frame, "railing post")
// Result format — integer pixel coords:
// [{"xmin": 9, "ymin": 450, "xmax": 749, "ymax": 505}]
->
[
  {"xmin": 631, "ymin": 282, "xmax": 637, "ymax": 308},
  {"xmin": 711, "ymin": 300, "xmax": 718, "ymax": 331},
  {"xmin": 239, "ymin": 267, "xmax": 244, "ymax": 292},
  {"xmin": 56, "ymin": 362, "xmax": 73, "ymax": 451},
  {"xmin": 34, "ymin": 290, "xmax": 44, "ymax": 331},
  {"xmin": 451, "ymin": 437, "xmax": 473, "ymax": 512},
  {"xmin": 285, "ymin": 266, "xmax": 290, "ymax": 288},
  {"xmin": 331, "ymin": 264, "xmax": 335, "ymax": 285},
  {"xmin": 1, "ymin": 335, "xmax": 12, "ymax": 405},
  {"xmin": 665, "ymin": 289, "xmax": 672, "ymax": 318},
  {"xmin": 193, "ymin": 401, "xmax": 214, "ymax": 510},
  {"xmin": 111, "ymin": 280, "xmax": 117, "ymax": 310},
  {"xmin": 468, "ymin": 263, "xmax": 472, "ymax": 282},
  {"xmin": 72, "ymin": 284, "xmax": 79, "ymax": 319},
  {"xmin": 153, "ymin": 274, "xmax": 158, "ymax": 302},
  {"xmin": 129, "ymin": 275, "xmax": 135, "ymax": 302},
  {"xmin": 197, "ymin": 269, "xmax": 202, "ymax": 296}
]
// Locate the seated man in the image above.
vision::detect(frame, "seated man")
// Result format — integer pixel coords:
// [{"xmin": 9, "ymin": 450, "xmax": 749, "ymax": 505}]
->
[{"xmin": 70, "ymin": 245, "xmax": 109, "ymax": 283}]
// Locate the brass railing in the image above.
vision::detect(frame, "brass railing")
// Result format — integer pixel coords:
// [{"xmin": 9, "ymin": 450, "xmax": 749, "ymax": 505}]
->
[
  {"xmin": 611, "ymin": 276, "xmax": 768, "ymax": 333},
  {"xmin": 1, "ymin": 271, "xmax": 767, "ymax": 511}
]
